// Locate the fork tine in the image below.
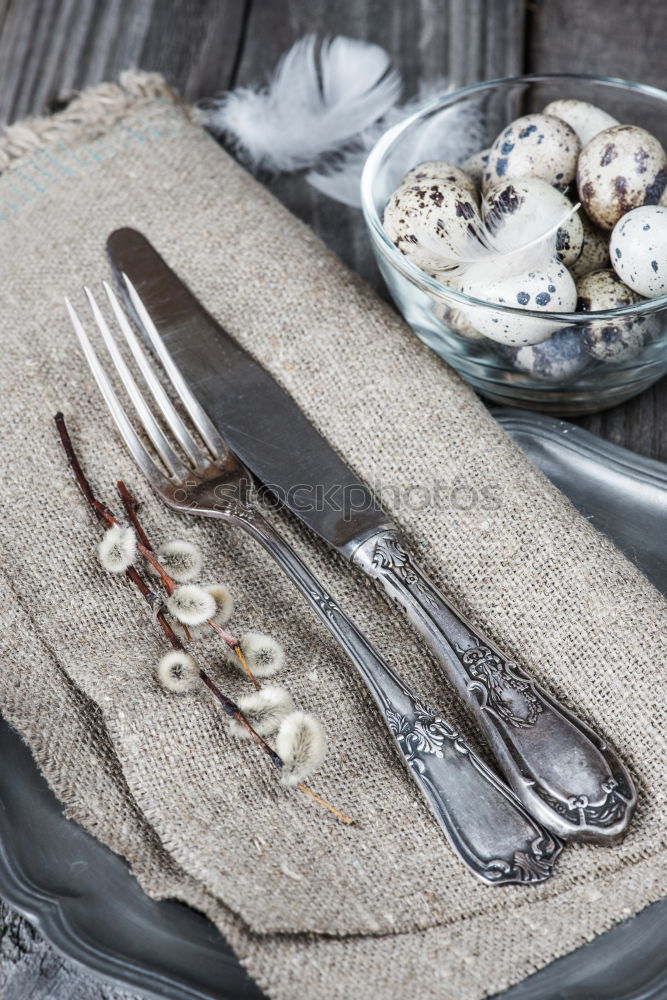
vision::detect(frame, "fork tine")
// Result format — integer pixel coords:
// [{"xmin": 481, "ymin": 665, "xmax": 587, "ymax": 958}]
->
[
  {"xmin": 102, "ymin": 281, "xmax": 208, "ymax": 469},
  {"xmin": 122, "ymin": 273, "xmax": 228, "ymax": 457},
  {"xmin": 65, "ymin": 297, "xmax": 169, "ymax": 491},
  {"xmin": 83, "ymin": 286, "xmax": 189, "ymax": 480}
]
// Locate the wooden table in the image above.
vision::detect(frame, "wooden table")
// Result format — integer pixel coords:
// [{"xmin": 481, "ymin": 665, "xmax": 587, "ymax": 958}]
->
[{"xmin": 1, "ymin": 1, "xmax": 666, "ymax": 995}]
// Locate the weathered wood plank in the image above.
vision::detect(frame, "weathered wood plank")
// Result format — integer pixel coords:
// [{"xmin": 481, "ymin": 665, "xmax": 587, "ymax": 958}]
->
[
  {"xmin": 0, "ymin": 0, "xmax": 248, "ymax": 124},
  {"xmin": 527, "ymin": 0, "xmax": 667, "ymax": 91}
]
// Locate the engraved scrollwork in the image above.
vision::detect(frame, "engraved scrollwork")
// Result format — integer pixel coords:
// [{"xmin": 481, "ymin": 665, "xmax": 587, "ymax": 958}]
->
[
  {"xmin": 384, "ymin": 706, "xmax": 460, "ymax": 774},
  {"xmin": 371, "ymin": 534, "xmax": 436, "ymax": 608},
  {"xmin": 385, "ymin": 706, "xmax": 563, "ymax": 882},
  {"xmin": 484, "ymin": 835, "xmax": 560, "ymax": 883},
  {"xmin": 456, "ymin": 641, "xmax": 543, "ymax": 729},
  {"xmin": 212, "ymin": 496, "xmax": 258, "ymax": 521},
  {"xmin": 306, "ymin": 590, "xmax": 342, "ymax": 622},
  {"xmin": 534, "ymin": 776, "xmax": 632, "ymax": 829},
  {"xmin": 172, "ymin": 479, "xmax": 261, "ymax": 522}
]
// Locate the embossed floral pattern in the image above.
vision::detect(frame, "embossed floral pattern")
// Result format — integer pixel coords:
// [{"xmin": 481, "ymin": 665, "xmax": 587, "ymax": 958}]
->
[{"xmin": 457, "ymin": 641, "xmax": 543, "ymax": 728}]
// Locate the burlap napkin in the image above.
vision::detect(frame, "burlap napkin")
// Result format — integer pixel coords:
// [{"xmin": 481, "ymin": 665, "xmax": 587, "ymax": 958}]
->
[{"xmin": 1, "ymin": 72, "xmax": 667, "ymax": 998}]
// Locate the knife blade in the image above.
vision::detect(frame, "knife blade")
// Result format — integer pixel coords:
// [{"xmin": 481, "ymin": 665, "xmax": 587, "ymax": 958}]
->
[
  {"xmin": 107, "ymin": 227, "xmax": 637, "ymax": 844},
  {"xmin": 107, "ymin": 228, "xmax": 388, "ymax": 554}
]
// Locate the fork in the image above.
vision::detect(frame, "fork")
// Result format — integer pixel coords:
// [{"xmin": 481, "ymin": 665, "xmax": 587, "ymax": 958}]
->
[{"xmin": 64, "ymin": 278, "xmax": 562, "ymax": 885}]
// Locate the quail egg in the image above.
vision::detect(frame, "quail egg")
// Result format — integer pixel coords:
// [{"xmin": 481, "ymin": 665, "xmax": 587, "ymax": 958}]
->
[
  {"xmin": 577, "ymin": 125, "xmax": 667, "ymax": 230},
  {"xmin": 458, "ymin": 258, "xmax": 577, "ymax": 345},
  {"xmin": 462, "ymin": 148, "xmax": 491, "ymax": 186},
  {"xmin": 576, "ymin": 268, "xmax": 647, "ymax": 360},
  {"xmin": 542, "ymin": 99, "xmax": 619, "ymax": 146},
  {"xmin": 483, "ymin": 178, "xmax": 583, "ymax": 267},
  {"xmin": 484, "ymin": 113, "xmax": 580, "ymax": 191},
  {"xmin": 397, "ymin": 161, "xmax": 478, "ymax": 202},
  {"xmin": 508, "ymin": 326, "xmax": 587, "ymax": 380},
  {"xmin": 610, "ymin": 205, "xmax": 667, "ymax": 296},
  {"xmin": 383, "ymin": 181, "xmax": 481, "ymax": 272},
  {"xmin": 434, "ymin": 298, "xmax": 486, "ymax": 340},
  {"xmin": 569, "ymin": 211, "xmax": 611, "ymax": 278},
  {"xmin": 429, "ymin": 269, "xmax": 485, "ymax": 340}
]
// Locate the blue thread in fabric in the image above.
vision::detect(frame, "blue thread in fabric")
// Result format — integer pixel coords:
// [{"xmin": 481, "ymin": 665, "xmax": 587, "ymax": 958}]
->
[{"xmin": 0, "ymin": 106, "xmax": 185, "ymax": 225}]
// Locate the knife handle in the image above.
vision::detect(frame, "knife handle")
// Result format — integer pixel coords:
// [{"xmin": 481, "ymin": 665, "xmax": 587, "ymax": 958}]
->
[
  {"xmin": 242, "ymin": 512, "xmax": 561, "ymax": 884},
  {"xmin": 351, "ymin": 529, "xmax": 636, "ymax": 843}
]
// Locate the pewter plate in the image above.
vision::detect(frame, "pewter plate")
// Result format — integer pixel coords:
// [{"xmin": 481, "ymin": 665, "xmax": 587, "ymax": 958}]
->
[{"xmin": 1, "ymin": 410, "xmax": 666, "ymax": 1000}]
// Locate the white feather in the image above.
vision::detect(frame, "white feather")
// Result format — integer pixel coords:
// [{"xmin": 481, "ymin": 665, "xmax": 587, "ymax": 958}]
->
[
  {"xmin": 205, "ymin": 35, "xmax": 401, "ymax": 173},
  {"xmin": 307, "ymin": 79, "xmax": 487, "ymax": 208},
  {"xmin": 411, "ymin": 197, "xmax": 580, "ymax": 281}
]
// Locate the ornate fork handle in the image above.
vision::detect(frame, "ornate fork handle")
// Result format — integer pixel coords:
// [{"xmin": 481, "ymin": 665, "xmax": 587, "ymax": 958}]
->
[
  {"xmin": 234, "ymin": 509, "xmax": 561, "ymax": 885},
  {"xmin": 352, "ymin": 530, "xmax": 636, "ymax": 843}
]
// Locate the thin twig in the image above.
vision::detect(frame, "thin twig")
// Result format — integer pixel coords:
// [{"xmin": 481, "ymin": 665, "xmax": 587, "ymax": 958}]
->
[
  {"xmin": 116, "ymin": 480, "xmax": 152, "ymax": 549},
  {"xmin": 117, "ymin": 480, "xmax": 192, "ymax": 640},
  {"xmin": 200, "ymin": 672, "xmax": 280, "ymax": 763},
  {"xmin": 296, "ymin": 784, "xmax": 353, "ymax": 824},
  {"xmin": 117, "ymin": 479, "xmax": 259, "ymax": 687},
  {"xmin": 55, "ymin": 413, "xmax": 114, "ymax": 524},
  {"xmin": 55, "ymin": 414, "xmax": 352, "ymax": 824}
]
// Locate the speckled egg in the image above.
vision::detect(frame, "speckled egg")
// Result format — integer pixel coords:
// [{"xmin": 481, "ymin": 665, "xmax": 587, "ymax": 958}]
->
[
  {"xmin": 610, "ymin": 205, "xmax": 667, "ymax": 296},
  {"xmin": 542, "ymin": 99, "xmax": 619, "ymax": 147},
  {"xmin": 427, "ymin": 270, "xmax": 485, "ymax": 339},
  {"xmin": 397, "ymin": 161, "xmax": 478, "ymax": 202},
  {"xmin": 577, "ymin": 125, "xmax": 667, "ymax": 230},
  {"xmin": 383, "ymin": 181, "xmax": 481, "ymax": 272},
  {"xmin": 576, "ymin": 268, "xmax": 647, "ymax": 361},
  {"xmin": 569, "ymin": 211, "xmax": 611, "ymax": 279},
  {"xmin": 483, "ymin": 178, "xmax": 583, "ymax": 267},
  {"xmin": 434, "ymin": 300, "xmax": 486, "ymax": 340},
  {"xmin": 509, "ymin": 327, "xmax": 588, "ymax": 380},
  {"xmin": 483, "ymin": 114, "xmax": 580, "ymax": 192},
  {"xmin": 458, "ymin": 258, "xmax": 577, "ymax": 345},
  {"xmin": 462, "ymin": 148, "xmax": 491, "ymax": 186}
]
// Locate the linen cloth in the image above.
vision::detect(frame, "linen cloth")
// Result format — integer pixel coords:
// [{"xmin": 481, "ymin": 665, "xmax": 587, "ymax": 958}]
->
[{"xmin": 0, "ymin": 72, "xmax": 666, "ymax": 997}]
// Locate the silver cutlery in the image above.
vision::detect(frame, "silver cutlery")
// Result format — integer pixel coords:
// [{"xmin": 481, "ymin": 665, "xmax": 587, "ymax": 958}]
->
[
  {"xmin": 106, "ymin": 227, "xmax": 636, "ymax": 844},
  {"xmin": 65, "ymin": 280, "xmax": 562, "ymax": 885}
]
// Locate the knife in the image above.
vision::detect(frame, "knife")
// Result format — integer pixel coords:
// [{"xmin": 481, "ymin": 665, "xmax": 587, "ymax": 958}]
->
[{"xmin": 107, "ymin": 227, "xmax": 636, "ymax": 843}]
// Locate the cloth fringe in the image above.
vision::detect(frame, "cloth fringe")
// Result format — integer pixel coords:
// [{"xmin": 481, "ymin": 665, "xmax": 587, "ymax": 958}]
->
[{"xmin": 0, "ymin": 71, "xmax": 177, "ymax": 172}]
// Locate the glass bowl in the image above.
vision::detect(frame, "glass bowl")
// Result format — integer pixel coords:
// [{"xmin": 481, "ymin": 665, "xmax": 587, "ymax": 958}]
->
[{"xmin": 361, "ymin": 74, "xmax": 667, "ymax": 415}]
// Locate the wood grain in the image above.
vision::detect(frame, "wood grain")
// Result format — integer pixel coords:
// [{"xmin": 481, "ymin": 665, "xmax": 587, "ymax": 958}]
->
[{"xmin": 527, "ymin": 0, "xmax": 667, "ymax": 92}]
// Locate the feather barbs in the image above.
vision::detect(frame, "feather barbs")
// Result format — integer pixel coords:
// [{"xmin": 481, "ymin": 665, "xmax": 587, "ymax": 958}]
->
[
  {"xmin": 205, "ymin": 34, "xmax": 401, "ymax": 173},
  {"xmin": 406, "ymin": 193, "xmax": 580, "ymax": 282}
]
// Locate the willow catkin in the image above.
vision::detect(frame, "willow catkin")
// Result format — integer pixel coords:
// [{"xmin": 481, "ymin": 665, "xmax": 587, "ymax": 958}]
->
[{"xmin": 97, "ymin": 525, "xmax": 137, "ymax": 573}]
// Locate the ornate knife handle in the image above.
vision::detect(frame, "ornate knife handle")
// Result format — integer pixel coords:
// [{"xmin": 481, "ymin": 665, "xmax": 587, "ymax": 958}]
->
[
  {"xmin": 352, "ymin": 530, "xmax": 636, "ymax": 843},
  {"xmin": 240, "ymin": 512, "xmax": 561, "ymax": 885}
]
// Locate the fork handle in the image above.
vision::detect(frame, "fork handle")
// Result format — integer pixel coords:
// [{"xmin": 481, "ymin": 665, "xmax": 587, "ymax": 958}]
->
[
  {"xmin": 351, "ymin": 529, "xmax": 636, "ymax": 843},
  {"xmin": 241, "ymin": 512, "xmax": 561, "ymax": 884}
]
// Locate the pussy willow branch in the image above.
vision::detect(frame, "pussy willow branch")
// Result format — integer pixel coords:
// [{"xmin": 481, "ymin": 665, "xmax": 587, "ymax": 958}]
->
[
  {"xmin": 55, "ymin": 413, "xmax": 352, "ymax": 825},
  {"xmin": 116, "ymin": 480, "xmax": 259, "ymax": 690}
]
